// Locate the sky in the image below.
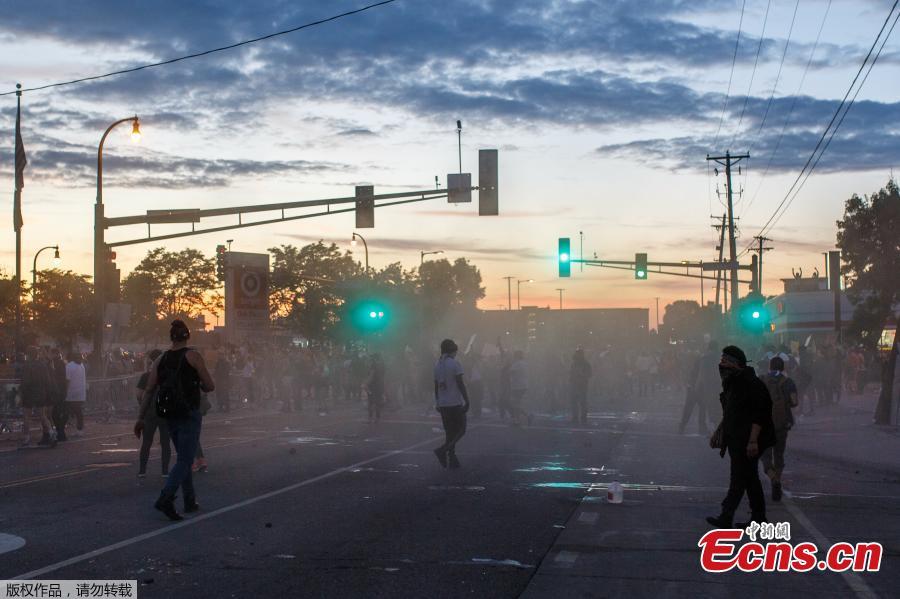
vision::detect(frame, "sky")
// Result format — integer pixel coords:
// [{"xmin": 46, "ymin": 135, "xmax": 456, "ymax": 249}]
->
[{"xmin": 0, "ymin": 0, "xmax": 898, "ymax": 325}]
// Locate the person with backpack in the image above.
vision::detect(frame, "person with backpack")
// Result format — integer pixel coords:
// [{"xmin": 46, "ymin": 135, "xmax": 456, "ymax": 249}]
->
[
  {"xmin": 134, "ymin": 320, "xmax": 215, "ymax": 521},
  {"xmin": 135, "ymin": 349, "xmax": 171, "ymax": 478},
  {"xmin": 569, "ymin": 348, "xmax": 592, "ymax": 425},
  {"xmin": 759, "ymin": 356, "xmax": 799, "ymax": 502}
]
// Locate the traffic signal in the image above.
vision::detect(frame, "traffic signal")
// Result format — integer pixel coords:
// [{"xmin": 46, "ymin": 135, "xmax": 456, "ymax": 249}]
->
[
  {"xmin": 216, "ymin": 245, "xmax": 226, "ymax": 282},
  {"xmin": 558, "ymin": 238, "xmax": 571, "ymax": 277},
  {"xmin": 355, "ymin": 185, "xmax": 375, "ymax": 228},
  {"xmin": 737, "ymin": 295, "xmax": 769, "ymax": 334},
  {"xmin": 635, "ymin": 253, "xmax": 648, "ymax": 280},
  {"xmin": 478, "ymin": 149, "xmax": 498, "ymax": 215},
  {"xmin": 351, "ymin": 299, "xmax": 390, "ymax": 333}
]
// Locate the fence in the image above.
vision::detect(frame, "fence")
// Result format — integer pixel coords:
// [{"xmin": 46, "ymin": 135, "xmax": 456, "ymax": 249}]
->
[{"xmin": 0, "ymin": 374, "xmax": 141, "ymax": 433}]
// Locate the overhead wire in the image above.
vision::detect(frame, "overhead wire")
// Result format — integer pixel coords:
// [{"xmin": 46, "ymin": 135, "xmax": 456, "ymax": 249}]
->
[
  {"xmin": 712, "ymin": 0, "xmax": 747, "ymax": 148},
  {"xmin": 742, "ymin": 0, "xmax": 832, "ymax": 219},
  {"xmin": 0, "ymin": 0, "xmax": 398, "ymax": 96},
  {"xmin": 740, "ymin": 0, "xmax": 899, "ymax": 255},
  {"xmin": 757, "ymin": 4, "xmax": 900, "ymax": 242},
  {"xmin": 729, "ymin": 0, "xmax": 772, "ymax": 149}
]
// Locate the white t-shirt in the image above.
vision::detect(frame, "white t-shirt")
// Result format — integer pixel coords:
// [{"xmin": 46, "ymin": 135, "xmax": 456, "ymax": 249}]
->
[
  {"xmin": 65, "ymin": 361, "xmax": 87, "ymax": 402},
  {"xmin": 433, "ymin": 355, "xmax": 465, "ymax": 407}
]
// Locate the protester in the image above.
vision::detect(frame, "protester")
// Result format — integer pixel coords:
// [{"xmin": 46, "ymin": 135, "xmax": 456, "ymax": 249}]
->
[
  {"xmin": 679, "ymin": 340, "xmax": 718, "ymax": 435},
  {"xmin": 759, "ymin": 356, "xmax": 799, "ymax": 501},
  {"xmin": 466, "ymin": 353, "xmax": 485, "ymax": 419},
  {"xmin": 49, "ymin": 349, "xmax": 68, "ymax": 442},
  {"xmin": 366, "ymin": 353, "xmax": 386, "ymax": 423},
  {"xmin": 433, "ymin": 339, "xmax": 470, "ymax": 469},
  {"xmin": 508, "ymin": 350, "xmax": 531, "ymax": 426},
  {"xmin": 135, "ymin": 349, "xmax": 171, "ymax": 478},
  {"xmin": 569, "ymin": 348, "xmax": 592, "ymax": 425},
  {"xmin": 20, "ymin": 347, "xmax": 56, "ymax": 447},
  {"xmin": 707, "ymin": 345, "xmax": 775, "ymax": 528},
  {"xmin": 63, "ymin": 351, "xmax": 87, "ymax": 438},
  {"xmin": 135, "ymin": 320, "xmax": 215, "ymax": 521}
]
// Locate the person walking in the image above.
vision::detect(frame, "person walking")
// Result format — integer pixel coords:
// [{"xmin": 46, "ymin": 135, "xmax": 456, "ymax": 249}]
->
[
  {"xmin": 62, "ymin": 351, "xmax": 87, "ymax": 438},
  {"xmin": 134, "ymin": 320, "xmax": 214, "ymax": 521},
  {"xmin": 759, "ymin": 356, "xmax": 799, "ymax": 502},
  {"xmin": 366, "ymin": 353, "xmax": 386, "ymax": 423},
  {"xmin": 707, "ymin": 345, "xmax": 775, "ymax": 528},
  {"xmin": 679, "ymin": 341, "xmax": 719, "ymax": 435},
  {"xmin": 508, "ymin": 350, "xmax": 531, "ymax": 426},
  {"xmin": 135, "ymin": 349, "xmax": 171, "ymax": 478},
  {"xmin": 20, "ymin": 347, "xmax": 56, "ymax": 447},
  {"xmin": 433, "ymin": 339, "xmax": 470, "ymax": 469},
  {"xmin": 569, "ymin": 348, "xmax": 592, "ymax": 425},
  {"xmin": 49, "ymin": 349, "xmax": 69, "ymax": 442}
]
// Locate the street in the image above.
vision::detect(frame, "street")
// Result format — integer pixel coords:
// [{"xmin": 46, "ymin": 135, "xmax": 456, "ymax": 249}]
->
[{"xmin": 1, "ymin": 391, "xmax": 898, "ymax": 598}]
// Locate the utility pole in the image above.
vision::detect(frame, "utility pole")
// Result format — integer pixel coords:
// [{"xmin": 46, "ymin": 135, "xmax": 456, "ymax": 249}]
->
[
  {"xmin": 555, "ymin": 288, "xmax": 565, "ymax": 310},
  {"xmin": 711, "ymin": 214, "xmax": 727, "ymax": 311},
  {"xmin": 502, "ymin": 276, "xmax": 514, "ymax": 311},
  {"xmin": 707, "ymin": 151, "xmax": 748, "ymax": 309},
  {"xmin": 752, "ymin": 235, "xmax": 773, "ymax": 295},
  {"xmin": 579, "ymin": 231, "xmax": 584, "ymax": 273},
  {"xmin": 654, "ymin": 297, "xmax": 660, "ymax": 331}
]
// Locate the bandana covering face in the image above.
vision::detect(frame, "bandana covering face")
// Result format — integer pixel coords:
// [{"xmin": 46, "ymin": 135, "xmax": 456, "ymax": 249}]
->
[{"xmin": 719, "ymin": 354, "xmax": 743, "ymax": 381}]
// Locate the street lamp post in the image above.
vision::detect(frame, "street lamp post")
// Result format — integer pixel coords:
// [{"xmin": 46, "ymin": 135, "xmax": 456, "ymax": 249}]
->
[
  {"xmin": 32, "ymin": 245, "xmax": 60, "ymax": 301},
  {"xmin": 555, "ymin": 288, "xmax": 565, "ymax": 310},
  {"xmin": 352, "ymin": 232, "xmax": 369, "ymax": 273},
  {"xmin": 94, "ymin": 116, "xmax": 140, "ymax": 369},
  {"xmin": 420, "ymin": 250, "xmax": 444, "ymax": 267},
  {"xmin": 516, "ymin": 278, "xmax": 533, "ymax": 310},
  {"xmin": 502, "ymin": 276, "xmax": 514, "ymax": 311}
]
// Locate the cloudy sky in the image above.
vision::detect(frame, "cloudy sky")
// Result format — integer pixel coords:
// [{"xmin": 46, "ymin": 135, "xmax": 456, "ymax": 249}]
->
[{"xmin": 0, "ymin": 0, "xmax": 898, "ymax": 320}]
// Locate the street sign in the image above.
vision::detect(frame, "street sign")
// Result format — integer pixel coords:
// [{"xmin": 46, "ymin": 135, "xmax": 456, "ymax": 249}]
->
[
  {"xmin": 355, "ymin": 185, "xmax": 374, "ymax": 228},
  {"xmin": 702, "ymin": 261, "xmax": 740, "ymax": 271},
  {"xmin": 225, "ymin": 252, "xmax": 269, "ymax": 342}
]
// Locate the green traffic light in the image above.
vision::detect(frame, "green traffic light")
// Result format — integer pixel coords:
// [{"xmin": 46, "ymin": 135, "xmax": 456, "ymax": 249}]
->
[
  {"xmin": 752, "ymin": 310, "xmax": 761, "ymax": 319},
  {"xmin": 558, "ymin": 237, "xmax": 571, "ymax": 278},
  {"xmin": 560, "ymin": 253, "xmax": 570, "ymax": 263},
  {"xmin": 636, "ymin": 270, "xmax": 646, "ymax": 278}
]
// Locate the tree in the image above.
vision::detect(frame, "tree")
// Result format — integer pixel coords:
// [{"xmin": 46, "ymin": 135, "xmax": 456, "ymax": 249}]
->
[
  {"xmin": 661, "ymin": 300, "xmax": 723, "ymax": 344},
  {"xmin": 30, "ymin": 269, "xmax": 93, "ymax": 350},
  {"xmin": 268, "ymin": 242, "xmax": 362, "ymax": 340},
  {"xmin": 418, "ymin": 257, "xmax": 485, "ymax": 316},
  {"xmin": 121, "ymin": 272, "xmax": 166, "ymax": 343},
  {"xmin": 836, "ymin": 179, "xmax": 900, "ymax": 347},
  {"xmin": 0, "ymin": 274, "xmax": 23, "ymax": 353},
  {"xmin": 126, "ymin": 248, "xmax": 222, "ymax": 323}
]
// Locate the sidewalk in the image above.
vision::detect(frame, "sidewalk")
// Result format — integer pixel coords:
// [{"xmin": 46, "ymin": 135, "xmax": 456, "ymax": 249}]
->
[{"xmin": 788, "ymin": 390, "xmax": 900, "ymax": 476}]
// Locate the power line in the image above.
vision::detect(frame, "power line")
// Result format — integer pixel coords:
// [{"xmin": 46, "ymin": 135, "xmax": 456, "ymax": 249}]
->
[
  {"xmin": 712, "ymin": 0, "xmax": 747, "ymax": 148},
  {"xmin": 742, "ymin": 0, "xmax": 832, "ymax": 219},
  {"xmin": 729, "ymin": 0, "xmax": 772, "ymax": 148},
  {"xmin": 742, "ymin": 0, "xmax": 899, "ymax": 254},
  {"xmin": 0, "ymin": 0, "xmax": 398, "ymax": 97},
  {"xmin": 758, "ymin": 5, "xmax": 900, "ymax": 241}
]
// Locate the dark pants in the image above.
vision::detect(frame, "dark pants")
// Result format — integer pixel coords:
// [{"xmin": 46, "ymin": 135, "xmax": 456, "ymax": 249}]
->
[
  {"xmin": 139, "ymin": 413, "xmax": 172, "ymax": 475},
  {"xmin": 161, "ymin": 410, "xmax": 201, "ymax": 503},
  {"xmin": 761, "ymin": 429, "xmax": 788, "ymax": 481},
  {"xmin": 438, "ymin": 405, "xmax": 467, "ymax": 454},
  {"xmin": 571, "ymin": 385, "xmax": 587, "ymax": 424},
  {"xmin": 368, "ymin": 391, "xmax": 384, "ymax": 421},
  {"xmin": 722, "ymin": 445, "xmax": 766, "ymax": 520},
  {"xmin": 51, "ymin": 402, "xmax": 68, "ymax": 437},
  {"xmin": 64, "ymin": 402, "xmax": 84, "ymax": 430},
  {"xmin": 679, "ymin": 389, "xmax": 708, "ymax": 433}
]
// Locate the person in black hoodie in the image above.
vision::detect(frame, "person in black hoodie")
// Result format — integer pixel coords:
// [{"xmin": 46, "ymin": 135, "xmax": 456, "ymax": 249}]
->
[{"xmin": 707, "ymin": 345, "xmax": 776, "ymax": 528}]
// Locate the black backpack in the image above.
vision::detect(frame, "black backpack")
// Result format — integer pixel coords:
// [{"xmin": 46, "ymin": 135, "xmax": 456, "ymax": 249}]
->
[{"xmin": 155, "ymin": 350, "xmax": 193, "ymax": 418}]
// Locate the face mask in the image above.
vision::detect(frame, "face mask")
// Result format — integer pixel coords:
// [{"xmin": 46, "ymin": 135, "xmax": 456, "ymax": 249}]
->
[{"xmin": 718, "ymin": 365, "xmax": 733, "ymax": 381}]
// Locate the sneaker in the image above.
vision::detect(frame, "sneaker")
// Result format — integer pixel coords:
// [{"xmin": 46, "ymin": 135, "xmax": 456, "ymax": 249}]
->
[
  {"xmin": 184, "ymin": 499, "xmax": 200, "ymax": 513},
  {"xmin": 196, "ymin": 457, "xmax": 208, "ymax": 472},
  {"xmin": 772, "ymin": 482, "xmax": 783, "ymax": 502},
  {"xmin": 433, "ymin": 447, "xmax": 448, "ymax": 468},
  {"xmin": 137, "ymin": 472, "xmax": 147, "ymax": 478},
  {"xmin": 706, "ymin": 515, "xmax": 734, "ymax": 528},
  {"xmin": 154, "ymin": 496, "xmax": 183, "ymax": 521}
]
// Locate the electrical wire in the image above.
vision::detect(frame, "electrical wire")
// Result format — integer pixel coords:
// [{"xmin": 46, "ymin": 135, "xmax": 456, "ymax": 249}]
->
[
  {"xmin": 712, "ymin": 0, "xmax": 747, "ymax": 148},
  {"xmin": 757, "ymin": 5, "xmax": 900, "ymax": 241},
  {"xmin": 1, "ymin": 0, "xmax": 398, "ymax": 96},
  {"xmin": 729, "ymin": 0, "xmax": 772, "ymax": 149},
  {"xmin": 740, "ymin": 0, "xmax": 899, "ymax": 255},
  {"xmin": 742, "ymin": 0, "xmax": 832, "ymax": 219}
]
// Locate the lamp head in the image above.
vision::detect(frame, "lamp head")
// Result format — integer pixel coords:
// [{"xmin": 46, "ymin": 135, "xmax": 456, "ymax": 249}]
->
[
  {"xmin": 130, "ymin": 117, "xmax": 142, "ymax": 143},
  {"xmin": 52, "ymin": 247, "xmax": 61, "ymax": 267}
]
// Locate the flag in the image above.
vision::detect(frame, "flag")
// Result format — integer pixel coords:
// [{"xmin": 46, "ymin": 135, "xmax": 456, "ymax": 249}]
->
[{"xmin": 14, "ymin": 98, "xmax": 26, "ymax": 231}]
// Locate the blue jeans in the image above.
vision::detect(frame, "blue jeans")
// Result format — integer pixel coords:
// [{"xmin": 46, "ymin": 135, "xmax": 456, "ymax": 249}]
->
[{"xmin": 161, "ymin": 409, "xmax": 202, "ymax": 501}]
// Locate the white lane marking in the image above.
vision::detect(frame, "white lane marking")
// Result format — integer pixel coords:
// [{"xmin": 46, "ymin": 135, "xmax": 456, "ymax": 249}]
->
[
  {"xmin": 0, "ymin": 533, "xmax": 26, "ymax": 555},
  {"xmin": 12, "ymin": 433, "xmax": 447, "ymax": 580},
  {"xmin": 782, "ymin": 496, "xmax": 879, "ymax": 599},
  {"xmin": 553, "ymin": 550, "xmax": 579, "ymax": 568},
  {"xmin": 577, "ymin": 512, "xmax": 599, "ymax": 525}
]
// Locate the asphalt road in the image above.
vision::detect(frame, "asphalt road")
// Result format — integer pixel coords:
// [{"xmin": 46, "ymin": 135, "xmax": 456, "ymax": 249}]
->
[{"xmin": 1, "ymin": 395, "xmax": 898, "ymax": 598}]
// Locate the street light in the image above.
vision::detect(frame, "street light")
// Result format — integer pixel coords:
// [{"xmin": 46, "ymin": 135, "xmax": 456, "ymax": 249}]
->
[
  {"xmin": 420, "ymin": 250, "xmax": 444, "ymax": 267},
  {"xmin": 32, "ymin": 245, "xmax": 60, "ymax": 302},
  {"xmin": 352, "ymin": 232, "xmax": 369, "ymax": 273},
  {"xmin": 94, "ymin": 115, "xmax": 141, "ymax": 369},
  {"xmin": 516, "ymin": 278, "xmax": 534, "ymax": 310}
]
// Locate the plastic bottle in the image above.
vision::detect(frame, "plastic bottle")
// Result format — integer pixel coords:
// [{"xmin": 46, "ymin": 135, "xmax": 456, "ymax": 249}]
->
[{"xmin": 607, "ymin": 481, "xmax": 624, "ymax": 504}]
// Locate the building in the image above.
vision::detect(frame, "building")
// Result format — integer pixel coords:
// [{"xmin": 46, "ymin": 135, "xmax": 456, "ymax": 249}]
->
[
  {"xmin": 765, "ymin": 274, "xmax": 853, "ymax": 345},
  {"xmin": 476, "ymin": 307, "xmax": 649, "ymax": 351}
]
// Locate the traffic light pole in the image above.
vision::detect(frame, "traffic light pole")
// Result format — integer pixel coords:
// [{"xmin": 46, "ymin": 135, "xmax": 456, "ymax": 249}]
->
[{"xmin": 575, "ymin": 258, "xmax": 753, "ymax": 284}]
